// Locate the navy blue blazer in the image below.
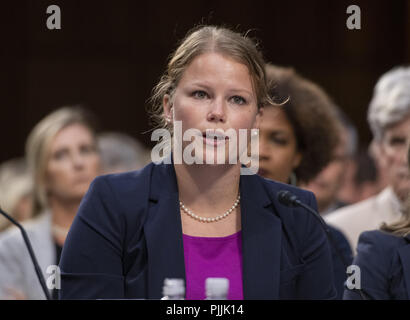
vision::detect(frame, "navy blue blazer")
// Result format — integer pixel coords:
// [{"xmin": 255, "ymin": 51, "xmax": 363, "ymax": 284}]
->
[
  {"xmin": 59, "ymin": 161, "xmax": 337, "ymax": 299},
  {"xmin": 343, "ymin": 230, "xmax": 410, "ymax": 300},
  {"xmin": 328, "ymin": 226, "xmax": 353, "ymax": 299}
]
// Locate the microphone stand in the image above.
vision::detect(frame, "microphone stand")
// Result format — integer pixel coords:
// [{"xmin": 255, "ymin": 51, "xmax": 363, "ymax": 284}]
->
[{"xmin": 0, "ymin": 207, "xmax": 51, "ymax": 300}]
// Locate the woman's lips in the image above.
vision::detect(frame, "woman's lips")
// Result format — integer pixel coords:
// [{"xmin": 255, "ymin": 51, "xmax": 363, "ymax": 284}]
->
[{"xmin": 201, "ymin": 133, "xmax": 228, "ymax": 146}]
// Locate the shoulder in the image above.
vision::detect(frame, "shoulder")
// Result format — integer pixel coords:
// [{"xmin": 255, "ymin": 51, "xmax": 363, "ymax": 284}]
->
[
  {"xmin": 92, "ymin": 162, "xmax": 154, "ymax": 194},
  {"xmin": 358, "ymin": 230, "xmax": 408, "ymax": 253},
  {"xmin": 0, "ymin": 213, "xmax": 50, "ymax": 244},
  {"xmin": 354, "ymin": 229, "xmax": 408, "ymax": 272},
  {"xmin": 86, "ymin": 162, "xmax": 155, "ymax": 209},
  {"xmin": 76, "ymin": 163, "xmax": 156, "ymax": 234},
  {"xmin": 0, "ymin": 213, "xmax": 51, "ymax": 264},
  {"xmin": 357, "ymin": 230, "xmax": 408, "ymax": 280}
]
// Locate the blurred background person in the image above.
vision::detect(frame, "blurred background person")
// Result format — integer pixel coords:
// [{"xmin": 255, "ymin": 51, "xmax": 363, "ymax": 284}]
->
[
  {"xmin": 337, "ymin": 147, "xmax": 386, "ymax": 206},
  {"xmin": 97, "ymin": 132, "xmax": 150, "ymax": 174},
  {"xmin": 302, "ymin": 108, "xmax": 358, "ymax": 215},
  {"xmin": 0, "ymin": 107, "xmax": 101, "ymax": 299},
  {"xmin": 0, "ymin": 158, "xmax": 33, "ymax": 232},
  {"xmin": 258, "ymin": 64, "xmax": 352, "ymax": 299},
  {"xmin": 344, "ymin": 143, "xmax": 410, "ymax": 300},
  {"xmin": 326, "ymin": 66, "xmax": 410, "ymax": 254}
]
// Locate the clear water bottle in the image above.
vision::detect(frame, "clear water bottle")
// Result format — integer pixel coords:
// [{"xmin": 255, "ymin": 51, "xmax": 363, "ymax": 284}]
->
[
  {"xmin": 205, "ymin": 277, "xmax": 229, "ymax": 300},
  {"xmin": 161, "ymin": 278, "xmax": 185, "ymax": 300}
]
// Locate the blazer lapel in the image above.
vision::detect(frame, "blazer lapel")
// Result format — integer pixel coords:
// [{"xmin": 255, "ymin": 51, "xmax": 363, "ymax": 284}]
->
[
  {"xmin": 240, "ymin": 174, "xmax": 282, "ymax": 299},
  {"xmin": 398, "ymin": 235, "xmax": 410, "ymax": 299},
  {"xmin": 144, "ymin": 161, "xmax": 186, "ymax": 299}
]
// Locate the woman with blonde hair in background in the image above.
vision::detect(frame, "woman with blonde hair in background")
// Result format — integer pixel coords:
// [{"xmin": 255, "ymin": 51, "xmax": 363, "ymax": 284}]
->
[
  {"xmin": 0, "ymin": 158, "xmax": 33, "ymax": 232},
  {"xmin": 0, "ymin": 107, "xmax": 101, "ymax": 299}
]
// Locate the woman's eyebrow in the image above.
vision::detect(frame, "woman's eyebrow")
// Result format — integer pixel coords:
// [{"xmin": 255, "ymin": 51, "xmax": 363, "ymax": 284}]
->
[
  {"xmin": 187, "ymin": 82, "xmax": 212, "ymax": 90},
  {"xmin": 228, "ymin": 88, "xmax": 253, "ymax": 96},
  {"xmin": 188, "ymin": 82, "xmax": 253, "ymax": 96}
]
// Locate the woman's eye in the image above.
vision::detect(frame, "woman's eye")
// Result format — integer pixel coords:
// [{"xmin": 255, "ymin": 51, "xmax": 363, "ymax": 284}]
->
[
  {"xmin": 192, "ymin": 90, "xmax": 208, "ymax": 99},
  {"xmin": 388, "ymin": 137, "xmax": 406, "ymax": 146},
  {"xmin": 230, "ymin": 96, "xmax": 247, "ymax": 105},
  {"xmin": 270, "ymin": 136, "xmax": 287, "ymax": 145},
  {"xmin": 53, "ymin": 149, "xmax": 68, "ymax": 160},
  {"xmin": 80, "ymin": 145, "xmax": 95, "ymax": 155}
]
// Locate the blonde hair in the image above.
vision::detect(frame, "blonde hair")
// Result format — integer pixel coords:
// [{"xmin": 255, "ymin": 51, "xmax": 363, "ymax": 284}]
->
[
  {"xmin": 25, "ymin": 106, "xmax": 97, "ymax": 217},
  {"xmin": 148, "ymin": 25, "xmax": 272, "ymax": 132},
  {"xmin": 380, "ymin": 143, "xmax": 410, "ymax": 236},
  {"xmin": 0, "ymin": 158, "xmax": 32, "ymax": 231}
]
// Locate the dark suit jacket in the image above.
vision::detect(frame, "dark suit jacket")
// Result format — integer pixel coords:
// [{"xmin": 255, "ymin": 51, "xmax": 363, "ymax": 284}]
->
[
  {"xmin": 343, "ymin": 230, "xmax": 410, "ymax": 300},
  {"xmin": 328, "ymin": 226, "xmax": 353, "ymax": 299},
  {"xmin": 59, "ymin": 161, "xmax": 337, "ymax": 299}
]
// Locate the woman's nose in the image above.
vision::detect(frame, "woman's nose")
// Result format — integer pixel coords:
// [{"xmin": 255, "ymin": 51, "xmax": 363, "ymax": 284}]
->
[
  {"xmin": 71, "ymin": 152, "xmax": 86, "ymax": 169},
  {"xmin": 207, "ymin": 98, "xmax": 226, "ymax": 123}
]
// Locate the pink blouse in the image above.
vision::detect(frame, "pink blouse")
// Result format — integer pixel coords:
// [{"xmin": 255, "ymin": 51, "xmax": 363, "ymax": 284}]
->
[{"xmin": 182, "ymin": 231, "xmax": 243, "ymax": 300}]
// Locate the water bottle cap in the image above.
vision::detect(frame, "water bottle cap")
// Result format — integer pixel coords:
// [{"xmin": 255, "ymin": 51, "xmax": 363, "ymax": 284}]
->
[
  {"xmin": 162, "ymin": 278, "xmax": 185, "ymax": 297},
  {"xmin": 205, "ymin": 277, "xmax": 229, "ymax": 297}
]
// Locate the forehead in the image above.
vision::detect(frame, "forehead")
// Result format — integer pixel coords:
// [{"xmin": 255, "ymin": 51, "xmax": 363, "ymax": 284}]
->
[
  {"xmin": 50, "ymin": 123, "xmax": 94, "ymax": 150},
  {"xmin": 260, "ymin": 107, "xmax": 294, "ymax": 132},
  {"xmin": 178, "ymin": 52, "xmax": 254, "ymax": 92},
  {"xmin": 385, "ymin": 113, "xmax": 410, "ymax": 136}
]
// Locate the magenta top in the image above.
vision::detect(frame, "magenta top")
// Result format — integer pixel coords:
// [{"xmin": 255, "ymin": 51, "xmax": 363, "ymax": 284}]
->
[{"xmin": 182, "ymin": 231, "xmax": 243, "ymax": 300}]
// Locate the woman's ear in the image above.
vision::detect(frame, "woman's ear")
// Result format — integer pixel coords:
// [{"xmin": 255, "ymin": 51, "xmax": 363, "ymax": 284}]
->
[
  {"xmin": 254, "ymin": 107, "xmax": 264, "ymax": 129},
  {"xmin": 163, "ymin": 94, "xmax": 173, "ymax": 123},
  {"xmin": 292, "ymin": 151, "xmax": 303, "ymax": 169}
]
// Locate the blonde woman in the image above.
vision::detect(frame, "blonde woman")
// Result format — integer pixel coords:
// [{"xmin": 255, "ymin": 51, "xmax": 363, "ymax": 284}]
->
[
  {"xmin": 0, "ymin": 107, "xmax": 101, "ymax": 299},
  {"xmin": 60, "ymin": 25, "xmax": 336, "ymax": 300},
  {"xmin": 344, "ymin": 144, "xmax": 410, "ymax": 300}
]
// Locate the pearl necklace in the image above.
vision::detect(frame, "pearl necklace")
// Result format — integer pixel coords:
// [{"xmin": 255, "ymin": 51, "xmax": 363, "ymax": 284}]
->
[{"xmin": 179, "ymin": 194, "xmax": 240, "ymax": 223}]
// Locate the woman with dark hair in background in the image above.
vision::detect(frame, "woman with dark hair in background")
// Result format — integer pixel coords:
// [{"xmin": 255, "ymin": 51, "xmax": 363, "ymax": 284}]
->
[
  {"xmin": 258, "ymin": 64, "xmax": 353, "ymax": 299},
  {"xmin": 0, "ymin": 107, "xmax": 101, "ymax": 299},
  {"xmin": 59, "ymin": 25, "xmax": 336, "ymax": 300}
]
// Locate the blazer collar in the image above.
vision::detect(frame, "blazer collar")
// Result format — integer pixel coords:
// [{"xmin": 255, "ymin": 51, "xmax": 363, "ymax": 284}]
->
[
  {"xmin": 144, "ymin": 160, "xmax": 283, "ymax": 299},
  {"xmin": 240, "ymin": 173, "xmax": 282, "ymax": 299},
  {"xmin": 144, "ymin": 160, "xmax": 185, "ymax": 299}
]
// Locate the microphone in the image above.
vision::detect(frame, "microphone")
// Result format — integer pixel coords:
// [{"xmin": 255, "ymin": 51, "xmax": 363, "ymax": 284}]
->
[
  {"xmin": 277, "ymin": 190, "xmax": 330, "ymax": 232},
  {"xmin": 0, "ymin": 207, "xmax": 51, "ymax": 300},
  {"xmin": 277, "ymin": 190, "xmax": 368, "ymax": 300}
]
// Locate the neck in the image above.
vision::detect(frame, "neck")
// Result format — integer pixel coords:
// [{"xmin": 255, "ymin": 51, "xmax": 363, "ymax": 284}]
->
[
  {"xmin": 48, "ymin": 196, "xmax": 80, "ymax": 229},
  {"xmin": 174, "ymin": 163, "xmax": 241, "ymax": 217}
]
